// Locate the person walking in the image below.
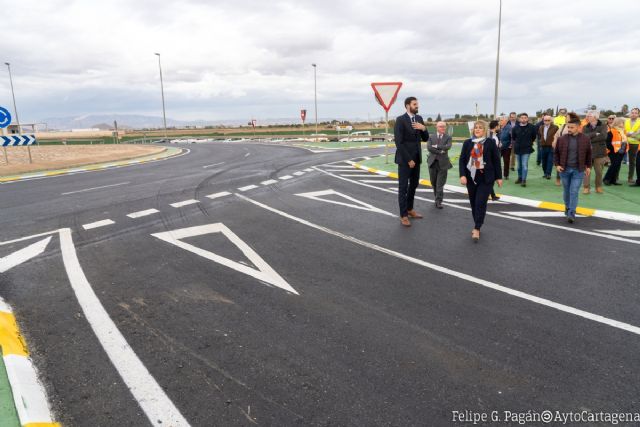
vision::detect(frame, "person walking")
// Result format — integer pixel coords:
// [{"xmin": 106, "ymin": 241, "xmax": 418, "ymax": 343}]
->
[
  {"xmin": 625, "ymin": 107, "xmax": 640, "ymax": 184},
  {"xmin": 499, "ymin": 113, "xmax": 516, "ymax": 179},
  {"xmin": 581, "ymin": 110, "xmax": 608, "ymax": 194},
  {"xmin": 511, "ymin": 113, "xmax": 537, "ymax": 186},
  {"xmin": 426, "ymin": 121, "xmax": 452, "ymax": 209},
  {"xmin": 553, "ymin": 108, "xmax": 568, "ymax": 128},
  {"xmin": 534, "ymin": 116, "xmax": 545, "ymax": 166},
  {"xmin": 459, "ymin": 121, "xmax": 503, "ymax": 242},
  {"xmin": 603, "ymin": 117, "xmax": 627, "ymax": 186},
  {"xmin": 488, "ymin": 120, "xmax": 502, "ymax": 201},
  {"xmin": 394, "ymin": 96, "xmax": 429, "ymax": 226},
  {"xmin": 537, "ymin": 114, "xmax": 559, "ymax": 179},
  {"xmin": 554, "ymin": 115, "xmax": 592, "ymax": 223}
]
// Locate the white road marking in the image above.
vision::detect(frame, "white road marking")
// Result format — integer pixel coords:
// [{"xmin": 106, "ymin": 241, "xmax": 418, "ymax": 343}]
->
[
  {"xmin": 237, "ymin": 194, "xmax": 640, "ymax": 337},
  {"xmin": 279, "ymin": 175, "xmax": 294, "ymax": 180},
  {"xmin": 152, "ymin": 223, "xmax": 297, "ymax": 295},
  {"xmin": 127, "ymin": 209, "xmax": 160, "ymax": 219},
  {"xmin": 206, "ymin": 191, "xmax": 232, "ymax": 200},
  {"xmin": 4, "ymin": 354, "xmax": 56, "ymax": 425},
  {"xmin": 594, "ymin": 229, "xmax": 640, "ymax": 237},
  {"xmin": 304, "ymin": 168, "xmax": 314, "ymax": 172},
  {"xmin": 261, "ymin": 179, "xmax": 279, "ymax": 186},
  {"xmin": 359, "ymin": 180, "xmax": 400, "ymax": 184},
  {"xmin": 170, "ymin": 199, "xmax": 200, "ymax": 208},
  {"xmin": 238, "ymin": 185, "xmax": 259, "ymax": 192},
  {"xmin": 61, "ymin": 182, "xmax": 130, "ymax": 195},
  {"xmin": 340, "ymin": 174, "xmax": 378, "ymax": 177},
  {"xmin": 244, "ymin": 152, "xmax": 251, "ymax": 157},
  {"xmin": 0, "ymin": 236, "xmax": 51, "ymax": 273},
  {"xmin": 82, "ymin": 219, "xmax": 115, "ymax": 230},
  {"xmin": 295, "ymin": 189, "xmax": 395, "ymax": 217},
  {"xmin": 58, "ymin": 228, "xmax": 190, "ymax": 425},
  {"xmin": 503, "ymin": 211, "xmax": 579, "ymax": 218},
  {"xmin": 315, "ymin": 167, "xmax": 640, "ymax": 246},
  {"xmin": 293, "ymin": 171, "xmax": 305, "ymax": 176},
  {"xmin": 202, "ymin": 162, "xmax": 226, "ymax": 169}
]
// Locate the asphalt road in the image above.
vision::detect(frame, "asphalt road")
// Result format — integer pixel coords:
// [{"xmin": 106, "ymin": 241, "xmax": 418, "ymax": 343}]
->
[{"xmin": 1, "ymin": 142, "xmax": 639, "ymax": 426}]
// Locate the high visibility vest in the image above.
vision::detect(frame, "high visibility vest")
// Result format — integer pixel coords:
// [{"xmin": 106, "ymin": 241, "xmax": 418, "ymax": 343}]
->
[
  {"xmin": 624, "ymin": 119, "xmax": 640, "ymax": 145},
  {"xmin": 608, "ymin": 127, "xmax": 628, "ymax": 154},
  {"xmin": 553, "ymin": 115, "xmax": 566, "ymax": 127}
]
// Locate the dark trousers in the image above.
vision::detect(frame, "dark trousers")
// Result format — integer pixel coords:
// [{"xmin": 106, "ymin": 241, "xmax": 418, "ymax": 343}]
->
[
  {"xmin": 540, "ymin": 146, "xmax": 554, "ymax": 177},
  {"xmin": 428, "ymin": 160, "xmax": 448, "ymax": 204},
  {"xmin": 636, "ymin": 151, "xmax": 640, "ymax": 185},
  {"xmin": 466, "ymin": 173, "xmax": 493, "ymax": 230},
  {"xmin": 604, "ymin": 152, "xmax": 624, "ymax": 184},
  {"xmin": 536, "ymin": 140, "xmax": 542, "ymax": 164},
  {"xmin": 500, "ymin": 147, "xmax": 511, "ymax": 178},
  {"xmin": 398, "ymin": 162, "xmax": 420, "ymax": 217}
]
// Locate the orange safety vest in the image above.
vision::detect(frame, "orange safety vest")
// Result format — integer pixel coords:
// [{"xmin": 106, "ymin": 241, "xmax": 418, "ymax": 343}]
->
[{"xmin": 608, "ymin": 127, "xmax": 628, "ymax": 154}]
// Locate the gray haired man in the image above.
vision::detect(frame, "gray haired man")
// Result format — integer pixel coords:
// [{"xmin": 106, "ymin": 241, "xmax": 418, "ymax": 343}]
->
[{"xmin": 426, "ymin": 121, "xmax": 453, "ymax": 208}]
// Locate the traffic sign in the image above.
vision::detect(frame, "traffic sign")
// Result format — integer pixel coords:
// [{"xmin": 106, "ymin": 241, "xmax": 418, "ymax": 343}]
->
[
  {"xmin": 301, "ymin": 109, "xmax": 307, "ymax": 122},
  {"xmin": 1, "ymin": 135, "xmax": 37, "ymax": 146},
  {"xmin": 0, "ymin": 106, "xmax": 11, "ymax": 129},
  {"xmin": 371, "ymin": 82, "xmax": 403, "ymax": 112}
]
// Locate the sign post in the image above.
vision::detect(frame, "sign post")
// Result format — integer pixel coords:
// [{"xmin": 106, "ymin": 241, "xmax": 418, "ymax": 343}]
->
[
  {"xmin": 0, "ymin": 106, "xmax": 11, "ymax": 164},
  {"xmin": 300, "ymin": 109, "xmax": 307, "ymax": 139},
  {"xmin": 371, "ymin": 82, "xmax": 402, "ymax": 163}
]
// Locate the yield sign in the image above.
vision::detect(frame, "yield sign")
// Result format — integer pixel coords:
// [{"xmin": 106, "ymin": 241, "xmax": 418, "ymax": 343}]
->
[
  {"xmin": 152, "ymin": 223, "xmax": 298, "ymax": 295},
  {"xmin": 371, "ymin": 82, "xmax": 403, "ymax": 112},
  {"xmin": 295, "ymin": 189, "xmax": 394, "ymax": 217}
]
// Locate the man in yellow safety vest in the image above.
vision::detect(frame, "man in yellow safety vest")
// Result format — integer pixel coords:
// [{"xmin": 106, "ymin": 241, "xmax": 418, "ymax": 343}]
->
[
  {"xmin": 553, "ymin": 108, "xmax": 567, "ymax": 128},
  {"xmin": 625, "ymin": 107, "xmax": 640, "ymax": 185}
]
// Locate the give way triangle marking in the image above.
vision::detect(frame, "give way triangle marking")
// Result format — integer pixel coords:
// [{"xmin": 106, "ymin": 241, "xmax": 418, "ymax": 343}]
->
[
  {"xmin": 151, "ymin": 223, "xmax": 298, "ymax": 295},
  {"xmin": 295, "ymin": 189, "xmax": 395, "ymax": 217},
  {"xmin": 0, "ymin": 236, "xmax": 52, "ymax": 273}
]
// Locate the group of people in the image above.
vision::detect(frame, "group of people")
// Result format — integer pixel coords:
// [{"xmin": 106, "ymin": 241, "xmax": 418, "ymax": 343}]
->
[{"xmin": 393, "ymin": 97, "xmax": 640, "ymax": 242}]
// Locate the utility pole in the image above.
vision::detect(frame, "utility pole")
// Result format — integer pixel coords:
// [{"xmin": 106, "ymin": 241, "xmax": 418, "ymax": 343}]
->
[
  {"xmin": 154, "ymin": 53, "xmax": 168, "ymax": 141},
  {"xmin": 312, "ymin": 63, "xmax": 318, "ymax": 141},
  {"xmin": 492, "ymin": 0, "xmax": 502, "ymax": 119},
  {"xmin": 5, "ymin": 62, "xmax": 31, "ymax": 163}
]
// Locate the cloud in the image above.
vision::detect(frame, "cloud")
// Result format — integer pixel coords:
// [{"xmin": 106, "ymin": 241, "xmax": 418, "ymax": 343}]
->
[{"xmin": 1, "ymin": 0, "xmax": 639, "ymax": 123}]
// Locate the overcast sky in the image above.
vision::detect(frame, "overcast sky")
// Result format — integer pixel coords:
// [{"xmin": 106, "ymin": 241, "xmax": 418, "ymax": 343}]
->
[{"xmin": 2, "ymin": 0, "xmax": 640, "ymax": 124}]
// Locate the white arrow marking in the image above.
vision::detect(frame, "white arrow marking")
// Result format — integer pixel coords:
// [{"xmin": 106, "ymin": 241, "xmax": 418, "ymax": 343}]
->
[
  {"xmin": 295, "ymin": 189, "xmax": 395, "ymax": 217},
  {"xmin": 0, "ymin": 236, "xmax": 52, "ymax": 273},
  {"xmin": 152, "ymin": 223, "xmax": 298, "ymax": 295}
]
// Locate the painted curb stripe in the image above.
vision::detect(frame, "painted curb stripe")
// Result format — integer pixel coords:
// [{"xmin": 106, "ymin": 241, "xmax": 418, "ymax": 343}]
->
[
  {"xmin": 350, "ymin": 162, "xmax": 639, "ymax": 224},
  {"xmin": 0, "ymin": 299, "xmax": 59, "ymax": 425}
]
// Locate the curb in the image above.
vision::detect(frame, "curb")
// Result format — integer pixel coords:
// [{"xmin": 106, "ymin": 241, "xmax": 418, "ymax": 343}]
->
[
  {"xmin": 0, "ymin": 146, "xmax": 185, "ymax": 184},
  {"xmin": 349, "ymin": 161, "xmax": 640, "ymax": 225},
  {"xmin": 294, "ymin": 143, "xmax": 393, "ymax": 151},
  {"xmin": 0, "ymin": 297, "xmax": 60, "ymax": 426}
]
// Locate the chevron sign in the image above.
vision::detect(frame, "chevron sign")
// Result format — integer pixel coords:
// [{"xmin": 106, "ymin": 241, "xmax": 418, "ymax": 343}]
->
[{"xmin": 1, "ymin": 135, "xmax": 37, "ymax": 146}]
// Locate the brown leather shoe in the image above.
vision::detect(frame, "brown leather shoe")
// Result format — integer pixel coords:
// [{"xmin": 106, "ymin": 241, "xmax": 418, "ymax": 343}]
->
[
  {"xmin": 583, "ymin": 188, "xmax": 590, "ymax": 194},
  {"xmin": 595, "ymin": 187, "xmax": 604, "ymax": 194},
  {"xmin": 471, "ymin": 229, "xmax": 480, "ymax": 242},
  {"xmin": 407, "ymin": 210, "xmax": 423, "ymax": 219},
  {"xmin": 400, "ymin": 217, "xmax": 411, "ymax": 227}
]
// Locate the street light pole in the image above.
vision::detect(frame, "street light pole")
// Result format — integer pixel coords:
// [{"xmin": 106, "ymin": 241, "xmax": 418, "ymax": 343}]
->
[
  {"xmin": 5, "ymin": 62, "xmax": 31, "ymax": 163},
  {"xmin": 312, "ymin": 63, "xmax": 318, "ymax": 141},
  {"xmin": 492, "ymin": 0, "xmax": 502, "ymax": 119},
  {"xmin": 154, "ymin": 53, "xmax": 168, "ymax": 141}
]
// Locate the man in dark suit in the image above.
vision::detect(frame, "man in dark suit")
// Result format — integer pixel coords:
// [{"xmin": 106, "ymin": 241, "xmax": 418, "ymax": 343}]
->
[
  {"xmin": 426, "ymin": 121, "xmax": 452, "ymax": 209},
  {"xmin": 394, "ymin": 97, "xmax": 429, "ymax": 226}
]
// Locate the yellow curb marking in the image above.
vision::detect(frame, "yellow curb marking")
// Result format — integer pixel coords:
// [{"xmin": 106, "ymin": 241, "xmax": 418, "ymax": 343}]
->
[{"xmin": 0, "ymin": 311, "xmax": 28, "ymax": 357}]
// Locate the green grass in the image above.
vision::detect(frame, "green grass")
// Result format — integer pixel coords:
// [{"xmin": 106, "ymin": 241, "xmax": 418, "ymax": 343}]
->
[
  {"xmin": 361, "ymin": 146, "xmax": 640, "ymax": 216},
  {"xmin": 0, "ymin": 356, "xmax": 20, "ymax": 427}
]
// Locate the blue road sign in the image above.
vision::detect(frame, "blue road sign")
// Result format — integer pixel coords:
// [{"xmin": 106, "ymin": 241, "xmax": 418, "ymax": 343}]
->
[
  {"xmin": 0, "ymin": 106, "xmax": 11, "ymax": 129},
  {"xmin": 1, "ymin": 135, "xmax": 36, "ymax": 146}
]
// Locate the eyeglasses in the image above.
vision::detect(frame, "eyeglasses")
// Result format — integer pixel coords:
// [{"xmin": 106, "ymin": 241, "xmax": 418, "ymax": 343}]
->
[
  {"xmin": 608, "ymin": 117, "xmax": 615, "ymax": 120},
  {"xmin": 543, "ymin": 120, "xmax": 551, "ymax": 122}
]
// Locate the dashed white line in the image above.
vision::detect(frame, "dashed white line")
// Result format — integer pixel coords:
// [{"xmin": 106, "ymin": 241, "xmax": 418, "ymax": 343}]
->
[
  {"xmin": 279, "ymin": 175, "xmax": 294, "ymax": 180},
  {"xmin": 202, "ymin": 162, "xmax": 226, "ymax": 169},
  {"xmin": 170, "ymin": 199, "xmax": 200, "ymax": 208},
  {"xmin": 61, "ymin": 182, "xmax": 130, "ymax": 195},
  {"xmin": 82, "ymin": 219, "xmax": 115, "ymax": 230},
  {"xmin": 238, "ymin": 185, "xmax": 259, "ymax": 192},
  {"xmin": 359, "ymin": 180, "xmax": 400, "ymax": 184},
  {"xmin": 261, "ymin": 179, "xmax": 279, "ymax": 186},
  {"xmin": 594, "ymin": 229, "xmax": 640, "ymax": 237},
  {"xmin": 293, "ymin": 171, "xmax": 305, "ymax": 176},
  {"xmin": 244, "ymin": 152, "xmax": 251, "ymax": 157},
  {"xmin": 206, "ymin": 191, "xmax": 231, "ymax": 200},
  {"xmin": 127, "ymin": 209, "xmax": 160, "ymax": 219},
  {"xmin": 304, "ymin": 168, "xmax": 314, "ymax": 172}
]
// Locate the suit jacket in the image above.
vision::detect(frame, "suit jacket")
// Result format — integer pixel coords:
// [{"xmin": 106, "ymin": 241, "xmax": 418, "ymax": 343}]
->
[
  {"xmin": 459, "ymin": 137, "xmax": 503, "ymax": 183},
  {"xmin": 426, "ymin": 132, "xmax": 453, "ymax": 169},
  {"xmin": 538, "ymin": 123, "xmax": 559, "ymax": 147},
  {"xmin": 394, "ymin": 113, "xmax": 429, "ymax": 165}
]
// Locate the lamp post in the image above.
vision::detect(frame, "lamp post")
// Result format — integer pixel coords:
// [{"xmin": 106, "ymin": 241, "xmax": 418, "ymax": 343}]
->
[
  {"xmin": 312, "ymin": 63, "xmax": 318, "ymax": 141},
  {"xmin": 154, "ymin": 53, "xmax": 168, "ymax": 141},
  {"xmin": 5, "ymin": 62, "xmax": 31, "ymax": 163},
  {"xmin": 492, "ymin": 0, "xmax": 502, "ymax": 119}
]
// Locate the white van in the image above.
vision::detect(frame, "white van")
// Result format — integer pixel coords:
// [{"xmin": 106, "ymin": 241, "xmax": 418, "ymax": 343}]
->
[{"xmin": 339, "ymin": 131, "xmax": 372, "ymax": 142}]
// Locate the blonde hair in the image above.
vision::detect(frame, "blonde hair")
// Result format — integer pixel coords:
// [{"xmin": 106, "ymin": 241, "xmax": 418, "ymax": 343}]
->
[
  {"xmin": 473, "ymin": 120, "xmax": 488, "ymax": 137},
  {"xmin": 612, "ymin": 117, "xmax": 625, "ymax": 130}
]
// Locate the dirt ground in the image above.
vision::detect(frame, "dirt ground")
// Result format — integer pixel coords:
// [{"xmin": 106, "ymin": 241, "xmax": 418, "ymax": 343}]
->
[{"xmin": 0, "ymin": 145, "xmax": 165, "ymax": 176}]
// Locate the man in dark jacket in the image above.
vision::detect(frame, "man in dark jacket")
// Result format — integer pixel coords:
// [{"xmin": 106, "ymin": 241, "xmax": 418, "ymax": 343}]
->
[
  {"xmin": 394, "ymin": 97, "xmax": 429, "ymax": 226},
  {"xmin": 499, "ymin": 112, "xmax": 517, "ymax": 179},
  {"xmin": 554, "ymin": 115, "xmax": 592, "ymax": 223},
  {"xmin": 511, "ymin": 113, "xmax": 537, "ymax": 186},
  {"xmin": 537, "ymin": 115, "xmax": 559, "ymax": 179},
  {"xmin": 581, "ymin": 110, "xmax": 608, "ymax": 194}
]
